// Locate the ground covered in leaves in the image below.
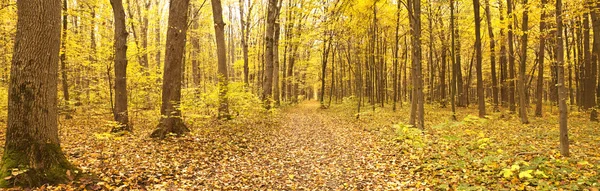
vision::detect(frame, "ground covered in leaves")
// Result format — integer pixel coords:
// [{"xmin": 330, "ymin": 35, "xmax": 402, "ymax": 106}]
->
[{"xmin": 0, "ymin": 101, "xmax": 599, "ymax": 190}]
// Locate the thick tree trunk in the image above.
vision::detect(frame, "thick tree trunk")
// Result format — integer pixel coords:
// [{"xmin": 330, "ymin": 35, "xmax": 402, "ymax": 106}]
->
[
  {"xmin": 110, "ymin": 0, "xmax": 131, "ymax": 132},
  {"xmin": 535, "ymin": 0, "xmax": 548, "ymax": 117},
  {"xmin": 556, "ymin": 0, "xmax": 569, "ymax": 156},
  {"xmin": 151, "ymin": 0, "xmax": 191, "ymax": 138},
  {"xmin": 518, "ymin": 0, "xmax": 530, "ymax": 123},
  {"xmin": 0, "ymin": 0, "xmax": 76, "ymax": 187},
  {"xmin": 474, "ymin": 0, "xmax": 486, "ymax": 118}
]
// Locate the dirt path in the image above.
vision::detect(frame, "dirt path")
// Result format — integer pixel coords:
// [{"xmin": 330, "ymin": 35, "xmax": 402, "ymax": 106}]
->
[{"xmin": 235, "ymin": 101, "xmax": 410, "ymax": 190}]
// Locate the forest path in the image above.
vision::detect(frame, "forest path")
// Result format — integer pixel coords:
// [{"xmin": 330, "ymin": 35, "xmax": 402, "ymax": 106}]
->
[{"xmin": 251, "ymin": 101, "xmax": 410, "ymax": 190}]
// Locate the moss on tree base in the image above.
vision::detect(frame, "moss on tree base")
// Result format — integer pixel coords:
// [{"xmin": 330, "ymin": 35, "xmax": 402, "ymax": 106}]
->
[{"xmin": 0, "ymin": 143, "xmax": 77, "ymax": 188}]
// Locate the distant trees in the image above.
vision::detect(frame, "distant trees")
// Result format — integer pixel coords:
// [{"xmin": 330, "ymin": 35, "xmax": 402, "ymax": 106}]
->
[
  {"xmin": 151, "ymin": 0, "xmax": 191, "ymax": 138},
  {"xmin": 0, "ymin": 0, "xmax": 75, "ymax": 187}
]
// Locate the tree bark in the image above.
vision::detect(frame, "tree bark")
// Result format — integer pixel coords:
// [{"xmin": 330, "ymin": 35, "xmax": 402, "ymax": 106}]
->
[
  {"xmin": 110, "ymin": 0, "xmax": 131, "ymax": 132},
  {"xmin": 0, "ymin": 0, "xmax": 75, "ymax": 187},
  {"xmin": 151, "ymin": 0, "xmax": 191, "ymax": 138}
]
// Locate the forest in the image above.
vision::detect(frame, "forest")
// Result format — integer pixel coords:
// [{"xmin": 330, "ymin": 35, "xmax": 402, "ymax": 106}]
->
[{"xmin": 0, "ymin": 0, "xmax": 599, "ymax": 189}]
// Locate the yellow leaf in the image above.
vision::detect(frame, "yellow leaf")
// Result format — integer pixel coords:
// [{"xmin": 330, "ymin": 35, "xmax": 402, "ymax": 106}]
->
[
  {"xmin": 288, "ymin": 174, "xmax": 294, "ymax": 179},
  {"xmin": 518, "ymin": 170, "xmax": 534, "ymax": 179},
  {"xmin": 511, "ymin": 164, "xmax": 520, "ymax": 171},
  {"xmin": 534, "ymin": 170, "xmax": 549, "ymax": 178},
  {"xmin": 499, "ymin": 169, "xmax": 514, "ymax": 178}
]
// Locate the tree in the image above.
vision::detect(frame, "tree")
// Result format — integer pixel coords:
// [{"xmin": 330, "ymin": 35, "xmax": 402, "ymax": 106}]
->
[
  {"xmin": 409, "ymin": 0, "xmax": 424, "ymax": 129},
  {"xmin": 263, "ymin": 0, "xmax": 279, "ymax": 109},
  {"xmin": 507, "ymin": 0, "xmax": 517, "ymax": 112},
  {"xmin": 0, "ymin": 0, "xmax": 76, "ymax": 187},
  {"xmin": 109, "ymin": 0, "xmax": 131, "ymax": 132},
  {"xmin": 474, "ymin": 0, "xmax": 486, "ymax": 118},
  {"xmin": 518, "ymin": 0, "xmax": 529, "ymax": 124},
  {"xmin": 211, "ymin": 0, "xmax": 231, "ymax": 119},
  {"xmin": 556, "ymin": 0, "xmax": 569, "ymax": 156},
  {"xmin": 485, "ymin": 0, "xmax": 499, "ymax": 111},
  {"xmin": 535, "ymin": 0, "xmax": 548, "ymax": 117},
  {"xmin": 151, "ymin": 0, "xmax": 191, "ymax": 138},
  {"xmin": 239, "ymin": 0, "xmax": 253, "ymax": 86},
  {"xmin": 592, "ymin": 1, "xmax": 600, "ymax": 120}
]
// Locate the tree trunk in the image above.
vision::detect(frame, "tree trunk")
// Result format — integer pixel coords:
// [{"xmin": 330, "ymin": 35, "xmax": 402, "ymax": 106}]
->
[
  {"xmin": 263, "ymin": 0, "xmax": 278, "ymax": 109},
  {"xmin": 474, "ymin": 0, "xmax": 486, "ymax": 118},
  {"xmin": 583, "ymin": 10, "xmax": 596, "ymax": 110},
  {"xmin": 592, "ymin": 2, "xmax": 600, "ymax": 111},
  {"xmin": 239, "ymin": 0, "xmax": 251, "ymax": 86},
  {"xmin": 450, "ymin": 0, "xmax": 457, "ymax": 119},
  {"xmin": 151, "ymin": 0, "xmax": 191, "ymax": 138},
  {"xmin": 409, "ymin": 0, "xmax": 424, "ymax": 129},
  {"xmin": 154, "ymin": 0, "xmax": 161, "ymax": 69},
  {"xmin": 499, "ymin": 0, "xmax": 508, "ymax": 106},
  {"xmin": 0, "ymin": 0, "xmax": 75, "ymax": 187},
  {"xmin": 211, "ymin": 0, "xmax": 231, "ymax": 119},
  {"xmin": 485, "ymin": 0, "xmax": 499, "ymax": 110},
  {"xmin": 518, "ymin": 0, "xmax": 530, "ymax": 123},
  {"xmin": 535, "ymin": 0, "xmax": 548, "ymax": 117},
  {"xmin": 556, "ymin": 0, "xmax": 569, "ymax": 156},
  {"xmin": 393, "ymin": 1, "xmax": 400, "ymax": 111},
  {"xmin": 110, "ymin": 0, "xmax": 131, "ymax": 132},
  {"xmin": 507, "ymin": 0, "xmax": 517, "ymax": 112}
]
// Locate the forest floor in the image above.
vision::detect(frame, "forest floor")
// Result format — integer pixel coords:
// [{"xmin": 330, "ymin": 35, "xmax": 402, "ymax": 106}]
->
[{"xmin": 0, "ymin": 101, "xmax": 599, "ymax": 190}]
